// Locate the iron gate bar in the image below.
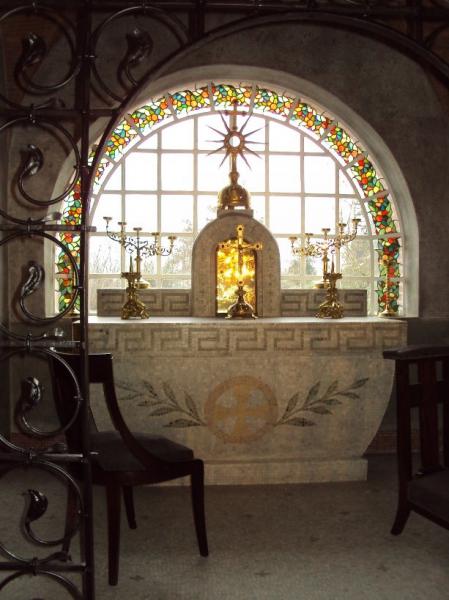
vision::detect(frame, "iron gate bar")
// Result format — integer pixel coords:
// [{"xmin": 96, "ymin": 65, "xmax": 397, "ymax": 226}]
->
[{"xmin": 76, "ymin": 0, "xmax": 96, "ymax": 597}]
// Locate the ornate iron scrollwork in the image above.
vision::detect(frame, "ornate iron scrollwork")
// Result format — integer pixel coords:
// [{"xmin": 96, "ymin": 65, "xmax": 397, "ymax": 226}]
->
[{"xmin": 91, "ymin": 5, "xmax": 188, "ymax": 103}]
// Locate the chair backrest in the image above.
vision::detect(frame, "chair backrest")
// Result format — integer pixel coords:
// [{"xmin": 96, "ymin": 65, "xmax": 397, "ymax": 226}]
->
[
  {"xmin": 51, "ymin": 352, "xmax": 112, "ymax": 453},
  {"xmin": 52, "ymin": 351, "xmax": 165, "ymax": 469},
  {"xmin": 384, "ymin": 345, "xmax": 449, "ymax": 479}
]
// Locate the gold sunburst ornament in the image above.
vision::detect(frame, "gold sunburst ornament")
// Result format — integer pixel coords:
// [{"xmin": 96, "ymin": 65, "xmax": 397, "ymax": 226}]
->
[{"xmin": 208, "ymin": 101, "xmax": 263, "ymax": 212}]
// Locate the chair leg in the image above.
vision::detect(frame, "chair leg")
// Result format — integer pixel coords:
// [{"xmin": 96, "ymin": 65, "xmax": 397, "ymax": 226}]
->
[
  {"xmin": 106, "ymin": 483, "xmax": 121, "ymax": 586},
  {"xmin": 123, "ymin": 486, "xmax": 137, "ymax": 529},
  {"xmin": 190, "ymin": 460, "xmax": 209, "ymax": 557},
  {"xmin": 391, "ymin": 504, "xmax": 411, "ymax": 535}
]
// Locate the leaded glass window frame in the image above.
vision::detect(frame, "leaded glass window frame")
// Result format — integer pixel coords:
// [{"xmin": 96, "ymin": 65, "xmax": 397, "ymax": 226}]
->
[{"xmin": 58, "ymin": 82, "xmax": 402, "ymax": 315}]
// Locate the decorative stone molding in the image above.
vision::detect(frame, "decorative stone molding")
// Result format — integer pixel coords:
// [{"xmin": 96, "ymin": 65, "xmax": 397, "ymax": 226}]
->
[
  {"xmin": 97, "ymin": 289, "xmax": 191, "ymax": 316},
  {"xmin": 98, "ymin": 288, "xmax": 367, "ymax": 317},
  {"xmin": 281, "ymin": 289, "xmax": 367, "ymax": 317},
  {"xmin": 88, "ymin": 317, "xmax": 407, "ymax": 356}
]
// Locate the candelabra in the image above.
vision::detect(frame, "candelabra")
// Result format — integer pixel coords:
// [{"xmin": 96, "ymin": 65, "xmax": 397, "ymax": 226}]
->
[
  {"xmin": 289, "ymin": 218, "xmax": 360, "ymax": 288},
  {"xmin": 103, "ymin": 217, "xmax": 176, "ymax": 318}
]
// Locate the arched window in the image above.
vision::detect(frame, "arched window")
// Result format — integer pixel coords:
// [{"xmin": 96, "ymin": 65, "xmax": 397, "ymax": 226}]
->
[{"xmin": 58, "ymin": 82, "xmax": 402, "ymax": 315}]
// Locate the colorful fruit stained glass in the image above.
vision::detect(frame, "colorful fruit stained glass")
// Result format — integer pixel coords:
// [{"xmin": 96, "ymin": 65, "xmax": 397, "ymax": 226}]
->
[
  {"xmin": 130, "ymin": 96, "xmax": 171, "ymax": 135},
  {"xmin": 324, "ymin": 126, "xmax": 362, "ymax": 164},
  {"xmin": 169, "ymin": 87, "xmax": 210, "ymax": 115},
  {"xmin": 212, "ymin": 83, "xmax": 252, "ymax": 109},
  {"xmin": 58, "ymin": 82, "xmax": 402, "ymax": 314},
  {"xmin": 104, "ymin": 119, "xmax": 138, "ymax": 161},
  {"xmin": 291, "ymin": 103, "xmax": 330, "ymax": 136},
  {"xmin": 254, "ymin": 88, "xmax": 294, "ymax": 116},
  {"xmin": 350, "ymin": 156, "xmax": 384, "ymax": 196}
]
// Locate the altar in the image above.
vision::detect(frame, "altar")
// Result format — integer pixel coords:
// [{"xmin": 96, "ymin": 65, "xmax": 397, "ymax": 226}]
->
[{"xmin": 87, "ymin": 316, "xmax": 406, "ymax": 485}]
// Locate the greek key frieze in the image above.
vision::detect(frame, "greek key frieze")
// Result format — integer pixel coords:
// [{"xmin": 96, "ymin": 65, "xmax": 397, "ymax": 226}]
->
[
  {"xmin": 281, "ymin": 289, "xmax": 367, "ymax": 317},
  {"xmin": 89, "ymin": 321, "xmax": 407, "ymax": 356}
]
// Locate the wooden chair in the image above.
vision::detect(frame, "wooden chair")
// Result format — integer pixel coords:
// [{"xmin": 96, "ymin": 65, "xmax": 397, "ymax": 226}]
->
[
  {"xmin": 383, "ymin": 345, "xmax": 449, "ymax": 536},
  {"xmin": 52, "ymin": 352, "xmax": 208, "ymax": 585}
]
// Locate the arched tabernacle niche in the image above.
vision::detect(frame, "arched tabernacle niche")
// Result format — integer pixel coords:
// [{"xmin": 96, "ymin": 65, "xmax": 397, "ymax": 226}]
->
[
  {"xmin": 58, "ymin": 75, "xmax": 413, "ymax": 315},
  {"xmin": 192, "ymin": 212, "xmax": 281, "ymax": 318}
]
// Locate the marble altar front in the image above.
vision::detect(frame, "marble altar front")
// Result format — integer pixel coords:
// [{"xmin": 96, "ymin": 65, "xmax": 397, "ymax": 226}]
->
[{"xmin": 87, "ymin": 316, "xmax": 407, "ymax": 485}]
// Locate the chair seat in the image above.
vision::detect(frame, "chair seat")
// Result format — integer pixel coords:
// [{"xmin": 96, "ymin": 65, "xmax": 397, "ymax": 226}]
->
[
  {"xmin": 409, "ymin": 470, "xmax": 449, "ymax": 522},
  {"xmin": 90, "ymin": 431, "xmax": 194, "ymax": 471}
]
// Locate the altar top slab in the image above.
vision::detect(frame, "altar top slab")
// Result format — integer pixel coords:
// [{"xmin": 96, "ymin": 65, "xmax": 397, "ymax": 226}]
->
[{"xmin": 87, "ymin": 316, "xmax": 404, "ymax": 326}]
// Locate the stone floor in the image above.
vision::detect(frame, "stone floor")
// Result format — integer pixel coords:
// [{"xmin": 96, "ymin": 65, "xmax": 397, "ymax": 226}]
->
[{"xmin": 1, "ymin": 455, "xmax": 448, "ymax": 599}]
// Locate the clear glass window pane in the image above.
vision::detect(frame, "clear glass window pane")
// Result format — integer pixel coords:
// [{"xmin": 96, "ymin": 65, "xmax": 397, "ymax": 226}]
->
[
  {"xmin": 89, "ymin": 277, "xmax": 125, "ymax": 313},
  {"xmin": 161, "ymin": 195, "xmax": 193, "ymax": 232},
  {"xmin": 161, "ymin": 119, "xmax": 194, "ymax": 149},
  {"xmin": 304, "ymin": 156, "xmax": 335, "ymax": 194},
  {"xmin": 125, "ymin": 194, "xmax": 158, "ymax": 231},
  {"xmin": 269, "ymin": 122, "xmax": 299, "ymax": 151},
  {"xmin": 269, "ymin": 155, "xmax": 301, "ymax": 192},
  {"xmin": 339, "ymin": 171, "xmax": 355, "ymax": 194},
  {"xmin": 198, "ymin": 114, "xmax": 225, "ymax": 151},
  {"xmin": 241, "ymin": 115, "xmax": 266, "ymax": 146},
  {"xmin": 304, "ymin": 135, "xmax": 324, "ymax": 153},
  {"xmin": 305, "ymin": 254, "xmax": 323, "ymax": 277},
  {"xmin": 89, "ymin": 237, "xmax": 121, "ymax": 274},
  {"xmin": 280, "ymin": 277, "xmax": 302, "ymax": 289},
  {"xmin": 161, "ymin": 237, "xmax": 193, "ymax": 274},
  {"xmin": 341, "ymin": 239, "xmax": 372, "ymax": 277},
  {"xmin": 197, "ymin": 195, "xmax": 218, "ymax": 229},
  {"xmin": 92, "ymin": 194, "xmax": 121, "ymax": 231},
  {"xmin": 125, "ymin": 152, "xmax": 157, "ymax": 190},
  {"xmin": 305, "ymin": 196, "xmax": 335, "ymax": 233},
  {"xmin": 138, "ymin": 136, "xmax": 158, "ymax": 150},
  {"xmin": 339, "ymin": 198, "xmax": 369, "ymax": 235},
  {"xmin": 161, "ymin": 153, "xmax": 194, "ymax": 190},
  {"xmin": 277, "ymin": 237, "xmax": 301, "ymax": 275},
  {"xmin": 251, "ymin": 195, "xmax": 266, "ymax": 225},
  {"xmin": 104, "ymin": 168, "xmax": 122, "ymax": 191},
  {"xmin": 269, "ymin": 196, "xmax": 301, "ymax": 234},
  {"xmin": 238, "ymin": 157, "xmax": 265, "ymax": 194},
  {"xmin": 139, "ymin": 248, "xmax": 157, "ymax": 275},
  {"xmin": 198, "ymin": 153, "xmax": 227, "ymax": 191}
]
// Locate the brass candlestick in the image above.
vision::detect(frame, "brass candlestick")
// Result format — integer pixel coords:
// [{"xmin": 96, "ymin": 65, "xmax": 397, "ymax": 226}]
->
[
  {"xmin": 121, "ymin": 265, "xmax": 149, "ymax": 320},
  {"xmin": 290, "ymin": 218, "xmax": 360, "ymax": 288},
  {"xmin": 103, "ymin": 218, "xmax": 176, "ymax": 318},
  {"xmin": 316, "ymin": 262, "xmax": 344, "ymax": 319}
]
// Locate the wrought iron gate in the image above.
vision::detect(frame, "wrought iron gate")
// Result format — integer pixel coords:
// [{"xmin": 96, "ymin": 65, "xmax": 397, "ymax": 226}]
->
[{"xmin": 0, "ymin": 1, "xmax": 448, "ymax": 598}]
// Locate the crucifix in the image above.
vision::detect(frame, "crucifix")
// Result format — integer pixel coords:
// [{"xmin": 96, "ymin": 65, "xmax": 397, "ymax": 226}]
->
[{"xmin": 219, "ymin": 223, "xmax": 263, "ymax": 319}]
